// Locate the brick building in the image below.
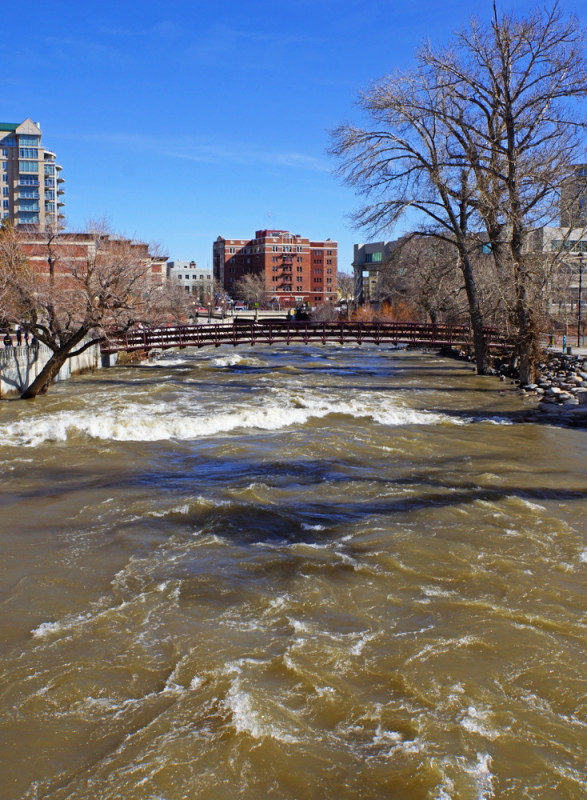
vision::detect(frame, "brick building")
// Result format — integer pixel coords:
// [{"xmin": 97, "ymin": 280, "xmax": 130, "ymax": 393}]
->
[
  {"xmin": 213, "ymin": 229, "xmax": 337, "ymax": 308},
  {"xmin": 19, "ymin": 230, "xmax": 166, "ymax": 285}
]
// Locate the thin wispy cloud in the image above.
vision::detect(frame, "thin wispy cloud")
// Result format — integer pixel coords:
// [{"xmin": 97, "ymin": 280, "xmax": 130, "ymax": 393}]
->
[
  {"xmin": 57, "ymin": 131, "xmax": 329, "ymax": 172},
  {"xmin": 38, "ymin": 34, "xmax": 135, "ymax": 65}
]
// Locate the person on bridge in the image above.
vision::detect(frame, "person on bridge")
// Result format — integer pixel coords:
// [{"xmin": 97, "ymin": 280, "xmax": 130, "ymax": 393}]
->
[{"xmin": 3, "ymin": 333, "xmax": 13, "ymax": 347}]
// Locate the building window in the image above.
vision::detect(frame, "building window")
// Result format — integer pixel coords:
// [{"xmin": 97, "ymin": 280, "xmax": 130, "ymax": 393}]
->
[
  {"xmin": 19, "ymin": 161, "xmax": 38, "ymax": 173},
  {"xmin": 19, "ymin": 148, "xmax": 38, "ymax": 159},
  {"xmin": 20, "ymin": 136, "xmax": 39, "ymax": 146}
]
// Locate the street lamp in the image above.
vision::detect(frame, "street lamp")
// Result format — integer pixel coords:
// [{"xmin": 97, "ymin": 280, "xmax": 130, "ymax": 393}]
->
[
  {"xmin": 207, "ymin": 302, "xmax": 211, "ymax": 322},
  {"xmin": 577, "ymin": 252, "xmax": 584, "ymax": 348}
]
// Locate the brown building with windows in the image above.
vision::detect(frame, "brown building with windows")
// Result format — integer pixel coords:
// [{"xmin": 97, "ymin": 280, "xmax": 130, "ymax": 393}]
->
[
  {"xmin": 18, "ymin": 230, "xmax": 166, "ymax": 285},
  {"xmin": 213, "ymin": 229, "xmax": 337, "ymax": 308}
]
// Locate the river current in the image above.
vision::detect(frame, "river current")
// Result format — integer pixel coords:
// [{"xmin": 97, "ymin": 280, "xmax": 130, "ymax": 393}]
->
[{"xmin": 0, "ymin": 344, "xmax": 585, "ymax": 799}]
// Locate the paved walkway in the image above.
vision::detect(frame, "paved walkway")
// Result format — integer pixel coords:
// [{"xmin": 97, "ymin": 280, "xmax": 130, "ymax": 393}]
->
[{"xmin": 546, "ymin": 344, "xmax": 587, "ymax": 358}]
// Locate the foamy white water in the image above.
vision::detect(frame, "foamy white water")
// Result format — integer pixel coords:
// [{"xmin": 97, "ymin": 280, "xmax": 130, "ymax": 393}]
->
[{"xmin": 1, "ymin": 387, "xmax": 463, "ymax": 446}]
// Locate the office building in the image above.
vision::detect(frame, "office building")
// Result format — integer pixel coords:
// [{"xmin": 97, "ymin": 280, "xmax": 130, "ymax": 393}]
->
[
  {"xmin": 167, "ymin": 261, "xmax": 214, "ymax": 302},
  {"xmin": 0, "ymin": 119, "xmax": 64, "ymax": 229},
  {"xmin": 213, "ymin": 229, "xmax": 337, "ymax": 308},
  {"xmin": 352, "ymin": 241, "xmax": 396, "ymax": 305}
]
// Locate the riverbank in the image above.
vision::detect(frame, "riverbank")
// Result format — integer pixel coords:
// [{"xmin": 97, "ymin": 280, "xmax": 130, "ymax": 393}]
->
[
  {"xmin": 0, "ymin": 341, "xmax": 101, "ymax": 398},
  {"xmin": 442, "ymin": 343, "xmax": 587, "ymax": 421},
  {"xmin": 522, "ymin": 351, "xmax": 587, "ymax": 418}
]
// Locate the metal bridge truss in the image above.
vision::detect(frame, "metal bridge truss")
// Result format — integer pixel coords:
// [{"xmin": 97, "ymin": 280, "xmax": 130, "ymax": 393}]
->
[{"xmin": 101, "ymin": 321, "xmax": 509, "ymax": 355}]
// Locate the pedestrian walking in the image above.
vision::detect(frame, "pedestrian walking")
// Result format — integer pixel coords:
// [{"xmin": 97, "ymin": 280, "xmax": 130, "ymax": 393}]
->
[
  {"xmin": 16, "ymin": 326, "xmax": 22, "ymax": 346},
  {"xmin": 3, "ymin": 333, "xmax": 12, "ymax": 348}
]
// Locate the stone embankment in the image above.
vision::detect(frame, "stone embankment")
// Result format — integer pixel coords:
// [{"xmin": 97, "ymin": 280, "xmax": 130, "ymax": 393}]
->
[{"xmin": 519, "ymin": 354, "xmax": 587, "ymax": 417}]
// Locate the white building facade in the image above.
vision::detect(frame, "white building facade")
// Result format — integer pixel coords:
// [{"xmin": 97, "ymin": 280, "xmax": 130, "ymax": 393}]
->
[{"xmin": 167, "ymin": 261, "xmax": 214, "ymax": 302}]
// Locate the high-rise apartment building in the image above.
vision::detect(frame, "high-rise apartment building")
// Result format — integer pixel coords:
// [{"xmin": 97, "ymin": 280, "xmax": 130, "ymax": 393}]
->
[
  {"xmin": 0, "ymin": 118, "xmax": 64, "ymax": 229},
  {"xmin": 213, "ymin": 229, "xmax": 337, "ymax": 308}
]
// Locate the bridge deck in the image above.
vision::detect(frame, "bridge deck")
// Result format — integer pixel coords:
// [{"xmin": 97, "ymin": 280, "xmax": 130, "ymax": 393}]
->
[{"xmin": 101, "ymin": 321, "xmax": 510, "ymax": 355}]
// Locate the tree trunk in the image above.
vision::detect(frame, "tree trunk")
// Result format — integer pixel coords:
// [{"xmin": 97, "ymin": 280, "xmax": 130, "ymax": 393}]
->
[
  {"xmin": 514, "ymin": 288, "xmax": 536, "ymax": 385},
  {"xmin": 20, "ymin": 328, "xmax": 89, "ymax": 399},
  {"xmin": 459, "ymin": 249, "xmax": 489, "ymax": 374}
]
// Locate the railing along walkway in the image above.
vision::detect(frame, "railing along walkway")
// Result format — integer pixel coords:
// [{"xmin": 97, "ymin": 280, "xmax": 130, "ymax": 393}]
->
[{"xmin": 101, "ymin": 321, "xmax": 509, "ymax": 355}]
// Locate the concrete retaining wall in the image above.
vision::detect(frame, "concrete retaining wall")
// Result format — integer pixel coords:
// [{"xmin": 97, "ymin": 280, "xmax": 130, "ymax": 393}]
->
[{"xmin": 0, "ymin": 341, "xmax": 101, "ymax": 398}]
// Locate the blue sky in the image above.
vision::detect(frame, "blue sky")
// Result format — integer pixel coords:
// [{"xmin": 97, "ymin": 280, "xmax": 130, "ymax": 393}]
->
[{"xmin": 3, "ymin": 0, "xmax": 585, "ymax": 272}]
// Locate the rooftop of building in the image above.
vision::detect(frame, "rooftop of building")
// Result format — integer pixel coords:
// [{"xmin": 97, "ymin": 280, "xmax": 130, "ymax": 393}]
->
[{"xmin": 0, "ymin": 123, "xmax": 19, "ymax": 131}]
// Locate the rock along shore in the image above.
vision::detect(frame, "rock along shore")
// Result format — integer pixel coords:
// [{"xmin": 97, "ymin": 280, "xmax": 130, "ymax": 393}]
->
[
  {"xmin": 439, "ymin": 345, "xmax": 587, "ymax": 420},
  {"xmin": 519, "ymin": 353, "xmax": 587, "ymax": 418}
]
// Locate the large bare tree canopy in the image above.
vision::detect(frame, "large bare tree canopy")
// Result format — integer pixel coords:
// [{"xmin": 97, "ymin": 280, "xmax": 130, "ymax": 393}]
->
[
  {"xmin": 0, "ymin": 221, "xmax": 182, "ymax": 398},
  {"xmin": 331, "ymin": 2, "xmax": 587, "ymax": 381}
]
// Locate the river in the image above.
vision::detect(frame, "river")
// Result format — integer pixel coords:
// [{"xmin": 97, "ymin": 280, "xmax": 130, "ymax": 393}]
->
[{"xmin": 0, "ymin": 344, "xmax": 585, "ymax": 799}]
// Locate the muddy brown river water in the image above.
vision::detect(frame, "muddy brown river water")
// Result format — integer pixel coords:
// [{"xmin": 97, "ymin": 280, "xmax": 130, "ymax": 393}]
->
[{"xmin": 0, "ymin": 344, "xmax": 585, "ymax": 799}]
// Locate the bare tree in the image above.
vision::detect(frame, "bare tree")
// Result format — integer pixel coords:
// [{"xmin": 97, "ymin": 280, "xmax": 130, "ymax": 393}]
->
[
  {"xmin": 331, "ymin": 67, "xmax": 491, "ymax": 372},
  {"xmin": 421, "ymin": 3, "xmax": 587, "ymax": 381},
  {"xmin": 335, "ymin": 272, "xmax": 354, "ymax": 318},
  {"xmin": 0, "ymin": 221, "xmax": 168, "ymax": 398},
  {"xmin": 331, "ymin": 3, "xmax": 587, "ymax": 380},
  {"xmin": 232, "ymin": 272, "xmax": 266, "ymax": 306},
  {"xmin": 381, "ymin": 236, "xmax": 469, "ymax": 324}
]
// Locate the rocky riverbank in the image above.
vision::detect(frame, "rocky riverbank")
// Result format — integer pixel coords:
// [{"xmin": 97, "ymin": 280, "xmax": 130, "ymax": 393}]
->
[
  {"xmin": 441, "ymin": 345, "xmax": 587, "ymax": 419},
  {"xmin": 519, "ymin": 353, "xmax": 587, "ymax": 417}
]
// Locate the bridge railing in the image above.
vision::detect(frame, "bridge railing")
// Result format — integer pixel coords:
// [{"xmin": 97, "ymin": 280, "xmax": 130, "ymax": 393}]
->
[{"xmin": 100, "ymin": 321, "xmax": 508, "ymax": 355}]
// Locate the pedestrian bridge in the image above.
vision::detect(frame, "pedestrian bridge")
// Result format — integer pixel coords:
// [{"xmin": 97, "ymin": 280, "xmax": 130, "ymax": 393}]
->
[{"xmin": 101, "ymin": 320, "xmax": 509, "ymax": 355}]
